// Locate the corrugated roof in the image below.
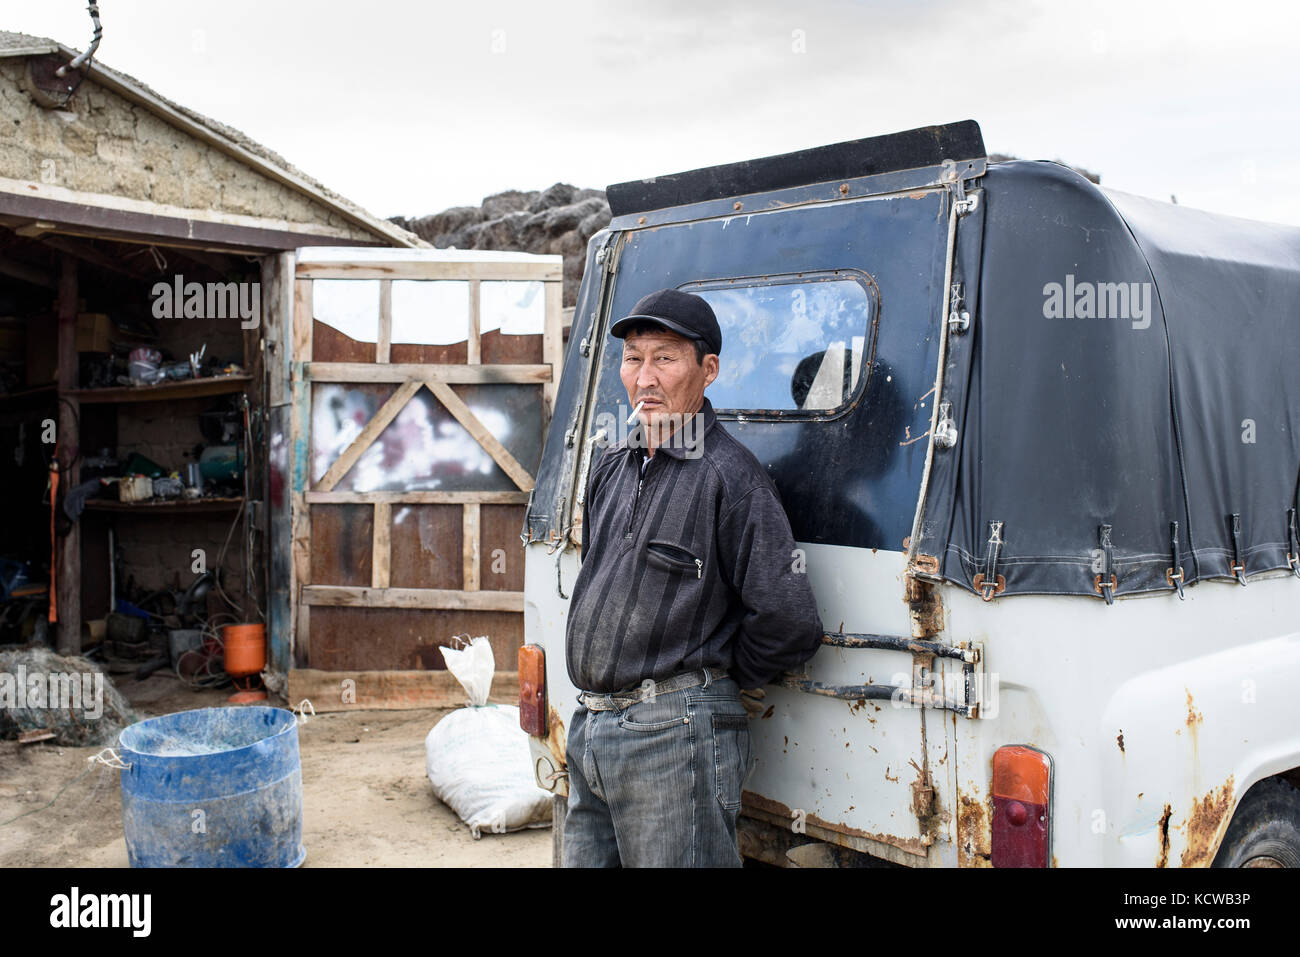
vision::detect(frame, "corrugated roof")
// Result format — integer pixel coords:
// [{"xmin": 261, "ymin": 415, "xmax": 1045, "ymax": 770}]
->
[{"xmin": 0, "ymin": 29, "xmax": 423, "ymax": 247}]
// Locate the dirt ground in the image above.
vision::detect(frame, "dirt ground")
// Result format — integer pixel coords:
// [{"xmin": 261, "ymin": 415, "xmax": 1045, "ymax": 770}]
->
[{"xmin": 0, "ymin": 671, "xmax": 552, "ymax": 867}]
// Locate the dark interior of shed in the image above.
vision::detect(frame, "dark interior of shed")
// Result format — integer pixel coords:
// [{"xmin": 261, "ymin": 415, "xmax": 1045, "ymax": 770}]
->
[{"xmin": 0, "ymin": 224, "xmax": 267, "ymax": 686}]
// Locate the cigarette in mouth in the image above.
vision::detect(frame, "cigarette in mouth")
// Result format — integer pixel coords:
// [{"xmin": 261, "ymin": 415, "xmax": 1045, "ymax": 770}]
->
[{"xmin": 627, "ymin": 401, "xmax": 645, "ymax": 425}]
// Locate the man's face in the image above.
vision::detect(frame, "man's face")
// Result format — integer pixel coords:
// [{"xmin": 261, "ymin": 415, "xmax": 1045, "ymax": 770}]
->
[{"xmin": 620, "ymin": 328, "xmax": 719, "ymax": 430}]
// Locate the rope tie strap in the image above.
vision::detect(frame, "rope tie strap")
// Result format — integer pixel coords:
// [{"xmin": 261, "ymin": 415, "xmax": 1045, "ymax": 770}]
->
[{"xmin": 88, "ymin": 748, "xmax": 131, "ymax": 770}]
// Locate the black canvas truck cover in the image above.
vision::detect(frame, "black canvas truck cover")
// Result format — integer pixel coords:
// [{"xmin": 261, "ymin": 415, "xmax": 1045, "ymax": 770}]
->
[
  {"xmin": 524, "ymin": 121, "xmax": 1300, "ymax": 602},
  {"xmin": 921, "ymin": 160, "xmax": 1300, "ymax": 600}
]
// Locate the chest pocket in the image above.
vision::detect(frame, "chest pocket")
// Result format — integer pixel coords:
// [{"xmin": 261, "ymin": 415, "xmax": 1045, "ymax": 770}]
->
[{"xmin": 645, "ymin": 539, "xmax": 703, "ymax": 578}]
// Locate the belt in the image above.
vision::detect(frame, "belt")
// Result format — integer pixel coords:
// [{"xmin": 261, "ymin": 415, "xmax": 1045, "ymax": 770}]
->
[{"xmin": 577, "ymin": 667, "xmax": 730, "ymax": 712}]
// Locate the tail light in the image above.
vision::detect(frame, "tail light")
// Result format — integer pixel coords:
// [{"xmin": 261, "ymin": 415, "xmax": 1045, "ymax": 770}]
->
[
  {"xmin": 518, "ymin": 644, "xmax": 546, "ymax": 736},
  {"xmin": 991, "ymin": 745, "xmax": 1052, "ymax": 867}
]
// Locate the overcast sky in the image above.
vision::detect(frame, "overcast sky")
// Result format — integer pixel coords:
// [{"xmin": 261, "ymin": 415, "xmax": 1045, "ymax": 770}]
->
[{"xmin": 9, "ymin": 0, "xmax": 1300, "ymax": 225}]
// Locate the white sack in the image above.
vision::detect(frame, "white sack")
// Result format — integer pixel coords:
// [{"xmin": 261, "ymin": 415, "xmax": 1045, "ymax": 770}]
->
[{"xmin": 424, "ymin": 636, "xmax": 552, "ymax": 837}]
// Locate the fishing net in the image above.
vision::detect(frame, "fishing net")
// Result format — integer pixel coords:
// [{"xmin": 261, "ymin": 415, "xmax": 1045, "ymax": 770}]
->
[{"xmin": 0, "ymin": 645, "xmax": 138, "ymax": 746}]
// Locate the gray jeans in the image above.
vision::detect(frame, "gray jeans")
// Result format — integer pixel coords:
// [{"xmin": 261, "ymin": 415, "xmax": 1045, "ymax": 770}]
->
[{"xmin": 562, "ymin": 674, "xmax": 754, "ymax": 867}]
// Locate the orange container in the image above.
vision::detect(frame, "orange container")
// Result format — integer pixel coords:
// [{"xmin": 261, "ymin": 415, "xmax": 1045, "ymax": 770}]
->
[{"xmin": 222, "ymin": 624, "xmax": 266, "ymax": 678}]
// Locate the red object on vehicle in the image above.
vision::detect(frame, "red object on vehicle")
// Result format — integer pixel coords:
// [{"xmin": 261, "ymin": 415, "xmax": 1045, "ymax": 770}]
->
[
  {"xmin": 518, "ymin": 644, "xmax": 546, "ymax": 736},
  {"xmin": 991, "ymin": 745, "xmax": 1052, "ymax": 867}
]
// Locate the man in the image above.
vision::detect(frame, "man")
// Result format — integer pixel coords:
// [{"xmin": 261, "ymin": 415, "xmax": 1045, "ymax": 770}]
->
[{"xmin": 562, "ymin": 287, "xmax": 825, "ymax": 867}]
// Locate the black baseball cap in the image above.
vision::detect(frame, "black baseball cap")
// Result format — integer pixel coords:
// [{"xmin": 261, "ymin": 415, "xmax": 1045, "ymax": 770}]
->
[{"xmin": 610, "ymin": 288, "xmax": 722, "ymax": 356}]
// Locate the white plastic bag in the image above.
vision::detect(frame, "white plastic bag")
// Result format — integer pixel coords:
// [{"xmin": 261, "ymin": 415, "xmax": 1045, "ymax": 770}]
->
[
  {"xmin": 424, "ymin": 636, "xmax": 552, "ymax": 838},
  {"xmin": 441, "ymin": 633, "xmax": 494, "ymax": 707}
]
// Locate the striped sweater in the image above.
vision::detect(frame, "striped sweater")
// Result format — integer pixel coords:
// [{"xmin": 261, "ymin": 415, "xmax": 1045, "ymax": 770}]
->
[{"xmin": 566, "ymin": 396, "xmax": 825, "ymax": 693}]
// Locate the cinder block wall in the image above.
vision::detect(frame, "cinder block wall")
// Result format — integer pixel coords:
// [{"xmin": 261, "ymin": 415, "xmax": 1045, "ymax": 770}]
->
[{"xmin": 0, "ymin": 58, "xmax": 376, "ymax": 242}]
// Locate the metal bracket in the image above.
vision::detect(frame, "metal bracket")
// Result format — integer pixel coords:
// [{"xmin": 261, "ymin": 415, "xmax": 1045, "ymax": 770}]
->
[
  {"xmin": 1288, "ymin": 509, "xmax": 1300, "ymax": 579},
  {"xmin": 1096, "ymin": 524, "xmax": 1117, "ymax": 605},
  {"xmin": 972, "ymin": 572, "xmax": 1004, "ymax": 601},
  {"xmin": 1229, "ymin": 513, "xmax": 1247, "ymax": 585},
  {"xmin": 942, "ymin": 161, "xmax": 980, "ymax": 216},
  {"xmin": 934, "ymin": 401, "xmax": 958, "ymax": 449},
  {"xmin": 596, "ymin": 234, "xmax": 619, "ymax": 274},
  {"xmin": 1167, "ymin": 521, "xmax": 1185, "ymax": 599},
  {"xmin": 976, "ymin": 521, "xmax": 1004, "ymax": 600},
  {"xmin": 948, "ymin": 282, "xmax": 971, "ymax": 334}
]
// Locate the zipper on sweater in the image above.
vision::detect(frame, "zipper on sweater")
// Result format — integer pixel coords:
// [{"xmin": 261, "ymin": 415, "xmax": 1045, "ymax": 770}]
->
[{"xmin": 625, "ymin": 451, "xmax": 657, "ymax": 539}]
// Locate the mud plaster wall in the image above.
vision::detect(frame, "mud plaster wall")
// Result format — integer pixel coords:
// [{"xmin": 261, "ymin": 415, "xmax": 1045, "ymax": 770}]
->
[{"xmin": 0, "ymin": 59, "xmax": 375, "ymax": 241}]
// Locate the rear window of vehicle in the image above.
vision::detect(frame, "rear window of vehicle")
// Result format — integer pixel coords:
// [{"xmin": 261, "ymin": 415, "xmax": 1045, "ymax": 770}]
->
[{"xmin": 681, "ymin": 270, "xmax": 876, "ymax": 415}]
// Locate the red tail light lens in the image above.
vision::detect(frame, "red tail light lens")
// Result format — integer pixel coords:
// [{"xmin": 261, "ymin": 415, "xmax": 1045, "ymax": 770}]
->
[
  {"xmin": 518, "ymin": 644, "xmax": 546, "ymax": 736},
  {"xmin": 991, "ymin": 745, "xmax": 1052, "ymax": 867}
]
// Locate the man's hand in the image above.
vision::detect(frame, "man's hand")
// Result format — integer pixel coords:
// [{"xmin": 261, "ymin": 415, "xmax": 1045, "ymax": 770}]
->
[{"xmin": 739, "ymin": 687, "xmax": 766, "ymax": 718}]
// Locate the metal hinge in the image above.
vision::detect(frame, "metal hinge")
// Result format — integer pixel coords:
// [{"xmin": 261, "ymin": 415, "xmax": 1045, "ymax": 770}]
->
[
  {"xmin": 934, "ymin": 401, "xmax": 958, "ymax": 449},
  {"xmin": 596, "ymin": 234, "xmax": 619, "ymax": 274},
  {"xmin": 944, "ymin": 165, "xmax": 980, "ymax": 216},
  {"xmin": 948, "ymin": 282, "xmax": 971, "ymax": 334}
]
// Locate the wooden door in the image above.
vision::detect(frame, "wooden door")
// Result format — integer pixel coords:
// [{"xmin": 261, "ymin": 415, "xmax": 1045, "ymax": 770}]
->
[{"xmin": 284, "ymin": 249, "xmax": 563, "ymax": 709}]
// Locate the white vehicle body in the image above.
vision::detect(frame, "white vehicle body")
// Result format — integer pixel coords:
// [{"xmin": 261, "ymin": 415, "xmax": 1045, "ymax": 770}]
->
[{"xmin": 520, "ymin": 122, "xmax": 1300, "ymax": 867}]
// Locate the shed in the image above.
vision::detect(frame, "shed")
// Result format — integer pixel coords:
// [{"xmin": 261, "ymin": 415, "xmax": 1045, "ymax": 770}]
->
[{"xmin": 0, "ymin": 31, "xmax": 420, "ymax": 670}]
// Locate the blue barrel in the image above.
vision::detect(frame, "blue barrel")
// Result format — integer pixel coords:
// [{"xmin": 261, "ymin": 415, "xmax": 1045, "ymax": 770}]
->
[{"xmin": 118, "ymin": 706, "xmax": 305, "ymax": 867}]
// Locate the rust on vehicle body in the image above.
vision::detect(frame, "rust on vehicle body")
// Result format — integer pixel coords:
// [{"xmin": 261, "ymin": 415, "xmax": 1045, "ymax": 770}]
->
[
  {"xmin": 956, "ymin": 791, "xmax": 993, "ymax": 867},
  {"xmin": 1180, "ymin": 776, "xmax": 1235, "ymax": 868},
  {"xmin": 741, "ymin": 791, "xmax": 931, "ymax": 857},
  {"xmin": 1156, "ymin": 803, "xmax": 1173, "ymax": 868},
  {"xmin": 904, "ymin": 573, "xmax": 945, "ymax": 637},
  {"xmin": 543, "ymin": 704, "xmax": 568, "ymax": 767}
]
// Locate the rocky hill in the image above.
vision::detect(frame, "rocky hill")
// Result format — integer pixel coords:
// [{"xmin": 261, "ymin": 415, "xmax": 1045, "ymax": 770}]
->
[{"xmin": 390, "ymin": 184, "xmax": 611, "ymax": 308}]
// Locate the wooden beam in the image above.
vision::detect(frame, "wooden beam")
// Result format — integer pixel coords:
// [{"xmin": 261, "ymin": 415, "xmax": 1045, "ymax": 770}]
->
[
  {"xmin": 462, "ymin": 503, "xmax": 480, "ymax": 592},
  {"xmin": 295, "ymin": 260, "xmax": 563, "ymax": 282},
  {"xmin": 302, "ymin": 586, "xmax": 524, "ymax": 612},
  {"xmin": 0, "ymin": 253, "xmax": 55, "ymax": 289},
  {"xmin": 467, "ymin": 279, "xmax": 481, "ymax": 365},
  {"xmin": 290, "ymin": 275, "xmax": 314, "ymax": 667},
  {"xmin": 166, "ymin": 246, "xmax": 243, "ymax": 275},
  {"xmin": 14, "ymin": 220, "xmax": 56, "ymax": 238},
  {"xmin": 315, "ymin": 379, "xmax": 422, "ymax": 492},
  {"xmin": 287, "ymin": 668, "xmax": 520, "ymax": 712},
  {"xmin": 55, "ymin": 254, "xmax": 79, "ymax": 655},
  {"xmin": 36, "ymin": 233, "xmax": 158, "ymax": 280},
  {"xmin": 376, "ymin": 279, "xmax": 392, "ymax": 364},
  {"xmin": 293, "ymin": 279, "xmax": 313, "ymax": 364},
  {"xmin": 306, "ymin": 490, "xmax": 529, "ymax": 505},
  {"xmin": 543, "ymin": 279, "xmax": 564, "ymax": 427},
  {"xmin": 425, "ymin": 380, "xmax": 535, "ymax": 491},
  {"xmin": 0, "ymin": 183, "xmax": 382, "ymax": 253},
  {"xmin": 307, "ymin": 362, "xmax": 550, "ymax": 384},
  {"xmin": 67, "ymin": 374, "xmax": 252, "ymax": 404},
  {"xmin": 372, "ymin": 502, "xmax": 391, "ymax": 589}
]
